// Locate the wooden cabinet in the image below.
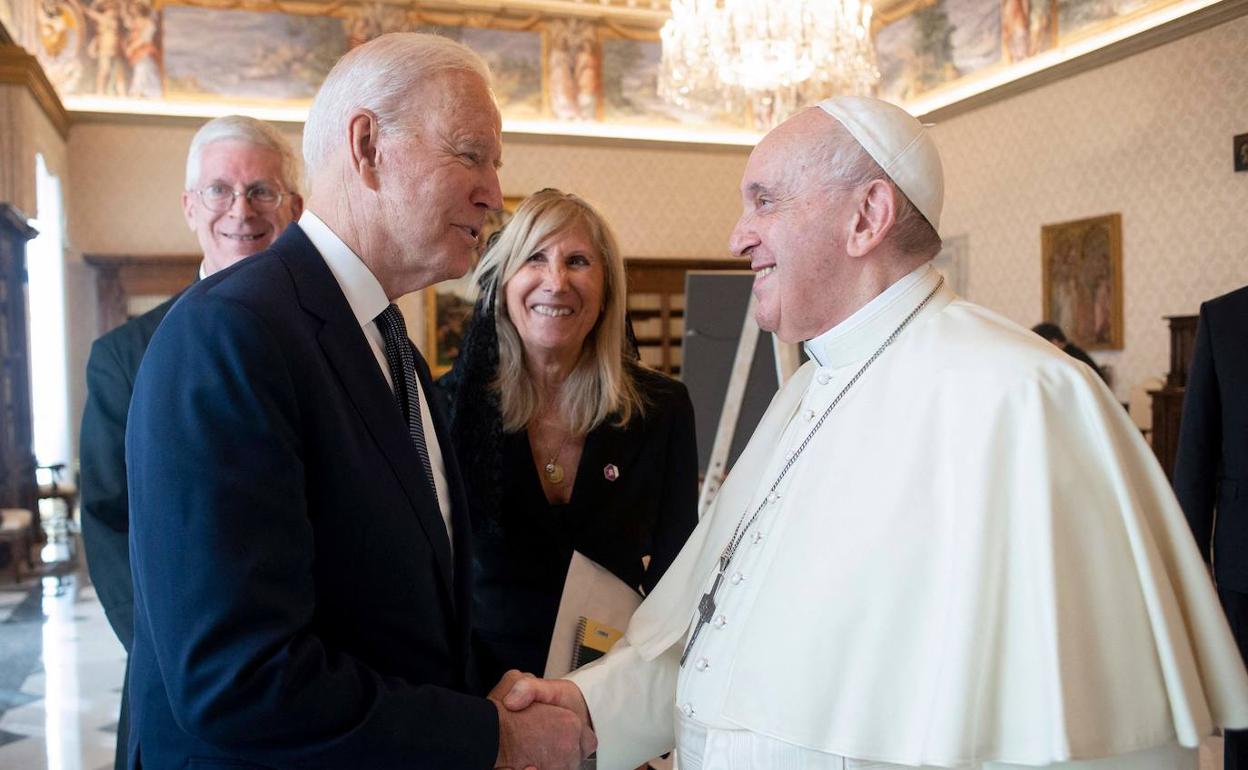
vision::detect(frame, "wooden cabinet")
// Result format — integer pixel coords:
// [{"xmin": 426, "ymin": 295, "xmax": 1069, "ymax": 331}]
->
[
  {"xmin": 624, "ymin": 257, "xmax": 739, "ymax": 376},
  {"xmin": 0, "ymin": 204, "xmax": 38, "ymax": 517},
  {"xmin": 1149, "ymin": 314, "xmax": 1198, "ymax": 480}
]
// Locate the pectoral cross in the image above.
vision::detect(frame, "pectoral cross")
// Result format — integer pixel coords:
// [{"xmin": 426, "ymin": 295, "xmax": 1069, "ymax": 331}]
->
[{"xmin": 680, "ymin": 567, "xmax": 725, "ymax": 667}]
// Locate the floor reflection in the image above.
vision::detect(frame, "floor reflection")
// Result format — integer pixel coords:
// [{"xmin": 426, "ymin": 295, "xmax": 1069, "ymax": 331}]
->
[{"xmin": 0, "ymin": 539, "xmax": 124, "ymax": 770}]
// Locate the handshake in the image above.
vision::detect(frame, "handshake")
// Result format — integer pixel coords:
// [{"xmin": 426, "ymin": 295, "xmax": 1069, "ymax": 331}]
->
[{"xmin": 490, "ymin": 670, "xmax": 596, "ymax": 770}]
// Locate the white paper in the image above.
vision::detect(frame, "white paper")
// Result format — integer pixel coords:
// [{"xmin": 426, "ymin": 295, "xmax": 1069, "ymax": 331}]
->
[{"xmin": 545, "ymin": 551, "xmax": 642, "ymax": 679}]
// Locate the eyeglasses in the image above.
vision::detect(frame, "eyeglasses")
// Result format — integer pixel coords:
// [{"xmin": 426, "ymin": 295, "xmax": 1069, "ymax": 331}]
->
[{"xmin": 193, "ymin": 182, "xmax": 288, "ymax": 213}]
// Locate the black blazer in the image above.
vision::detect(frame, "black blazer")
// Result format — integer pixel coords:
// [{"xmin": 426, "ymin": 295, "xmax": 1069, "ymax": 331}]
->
[
  {"xmin": 81, "ymin": 290, "xmax": 183, "ymax": 653},
  {"xmin": 463, "ymin": 368, "xmax": 699, "ymax": 683},
  {"xmin": 1175, "ymin": 284, "xmax": 1248, "ymax": 593},
  {"xmin": 125, "ymin": 225, "xmax": 497, "ymax": 769},
  {"xmin": 81, "ymin": 289, "xmax": 188, "ymax": 770}
]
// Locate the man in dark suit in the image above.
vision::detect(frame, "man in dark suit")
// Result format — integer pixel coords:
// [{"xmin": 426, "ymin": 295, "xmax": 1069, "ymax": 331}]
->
[
  {"xmin": 1175, "ymin": 283, "xmax": 1248, "ymax": 770},
  {"xmin": 124, "ymin": 33, "xmax": 590, "ymax": 769},
  {"xmin": 79, "ymin": 114, "xmax": 303, "ymax": 770}
]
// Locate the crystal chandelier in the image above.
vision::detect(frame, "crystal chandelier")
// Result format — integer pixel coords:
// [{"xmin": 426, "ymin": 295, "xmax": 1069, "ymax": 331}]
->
[{"xmin": 658, "ymin": 0, "xmax": 879, "ymax": 130}]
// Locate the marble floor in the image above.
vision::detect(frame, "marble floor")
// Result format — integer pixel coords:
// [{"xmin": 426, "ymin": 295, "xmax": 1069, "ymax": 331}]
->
[
  {"xmin": 0, "ymin": 542, "xmax": 124, "ymax": 770},
  {"xmin": 0, "ymin": 529, "xmax": 1231, "ymax": 770}
]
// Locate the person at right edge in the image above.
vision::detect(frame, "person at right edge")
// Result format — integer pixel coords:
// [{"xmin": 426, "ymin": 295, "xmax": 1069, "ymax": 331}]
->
[{"xmin": 1175, "ymin": 282, "xmax": 1248, "ymax": 770}]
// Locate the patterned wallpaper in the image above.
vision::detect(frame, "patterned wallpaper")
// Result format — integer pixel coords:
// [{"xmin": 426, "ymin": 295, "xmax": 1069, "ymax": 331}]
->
[
  {"xmin": 66, "ymin": 124, "xmax": 747, "ymax": 259},
  {"xmin": 933, "ymin": 12, "xmax": 1248, "ymax": 411},
  {"xmin": 497, "ymin": 135, "xmax": 747, "ymax": 259},
  {"xmin": 0, "ymin": 85, "xmax": 66, "ymax": 217}
]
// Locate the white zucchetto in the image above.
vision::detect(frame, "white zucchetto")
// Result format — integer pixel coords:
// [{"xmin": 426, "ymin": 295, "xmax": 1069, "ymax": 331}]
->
[{"xmin": 817, "ymin": 95, "xmax": 944, "ymax": 230}]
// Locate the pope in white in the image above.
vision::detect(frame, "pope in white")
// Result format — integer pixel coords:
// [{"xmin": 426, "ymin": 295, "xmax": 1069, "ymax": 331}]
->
[{"xmin": 500, "ymin": 96, "xmax": 1248, "ymax": 769}]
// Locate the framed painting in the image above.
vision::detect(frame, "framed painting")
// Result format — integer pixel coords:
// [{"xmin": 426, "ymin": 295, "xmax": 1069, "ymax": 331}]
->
[
  {"xmin": 1041, "ymin": 213, "xmax": 1123, "ymax": 350},
  {"xmin": 424, "ymin": 195, "xmax": 524, "ymax": 376}
]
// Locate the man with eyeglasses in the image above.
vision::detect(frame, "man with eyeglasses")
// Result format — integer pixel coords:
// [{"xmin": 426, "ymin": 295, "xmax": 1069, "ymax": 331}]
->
[{"xmin": 79, "ymin": 114, "xmax": 301, "ymax": 770}]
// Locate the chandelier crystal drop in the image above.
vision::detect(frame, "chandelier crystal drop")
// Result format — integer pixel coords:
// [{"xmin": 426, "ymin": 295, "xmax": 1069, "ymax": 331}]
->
[{"xmin": 658, "ymin": 0, "xmax": 880, "ymax": 130}]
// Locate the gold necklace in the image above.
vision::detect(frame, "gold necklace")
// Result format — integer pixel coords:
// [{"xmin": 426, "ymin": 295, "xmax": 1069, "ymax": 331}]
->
[{"xmin": 543, "ymin": 432, "xmax": 571, "ymax": 484}]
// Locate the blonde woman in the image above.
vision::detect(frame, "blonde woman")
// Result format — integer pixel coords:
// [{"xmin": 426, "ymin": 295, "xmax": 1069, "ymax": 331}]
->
[{"xmin": 438, "ymin": 189, "xmax": 698, "ymax": 685}]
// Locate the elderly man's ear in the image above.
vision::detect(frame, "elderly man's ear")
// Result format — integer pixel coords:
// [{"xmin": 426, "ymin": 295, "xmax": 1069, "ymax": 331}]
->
[
  {"xmin": 348, "ymin": 109, "xmax": 382, "ymax": 191},
  {"xmin": 845, "ymin": 179, "xmax": 897, "ymax": 258}
]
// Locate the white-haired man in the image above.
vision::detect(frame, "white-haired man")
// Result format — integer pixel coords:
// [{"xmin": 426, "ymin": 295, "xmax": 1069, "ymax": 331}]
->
[
  {"xmin": 124, "ymin": 34, "xmax": 590, "ymax": 768},
  {"xmin": 503, "ymin": 96, "xmax": 1248, "ymax": 769},
  {"xmin": 80, "ymin": 113, "xmax": 302, "ymax": 770}
]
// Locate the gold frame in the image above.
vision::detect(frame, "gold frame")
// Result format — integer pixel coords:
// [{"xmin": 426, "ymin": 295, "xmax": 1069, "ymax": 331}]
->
[
  {"xmin": 424, "ymin": 195, "xmax": 524, "ymax": 376},
  {"xmin": 1041, "ymin": 213, "xmax": 1124, "ymax": 351}
]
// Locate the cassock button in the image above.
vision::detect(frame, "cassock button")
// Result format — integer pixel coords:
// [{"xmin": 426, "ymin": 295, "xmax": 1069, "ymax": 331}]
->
[
  {"xmin": 695, "ymin": 657, "xmax": 710, "ymax": 672},
  {"xmin": 681, "ymin": 703, "xmax": 696, "ymax": 717},
  {"xmin": 802, "ymin": 409, "xmax": 816, "ymax": 421},
  {"xmin": 765, "ymin": 492, "xmax": 779, "ymax": 505},
  {"xmin": 730, "ymin": 571, "xmax": 744, "ymax": 585},
  {"xmin": 713, "ymin": 614, "xmax": 727, "ymax": 629},
  {"xmin": 816, "ymin": 372, "xmax": 832, "ymax": 385},
  {"xmin": 751, "ymin": 531, "xmax": 764, "ymax": 545}
]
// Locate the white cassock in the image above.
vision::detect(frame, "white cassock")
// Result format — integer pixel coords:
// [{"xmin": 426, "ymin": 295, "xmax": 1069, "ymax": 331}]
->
[{"xmin": 568, "ymin": 264, "xmax": 1248, "ymax": 769}]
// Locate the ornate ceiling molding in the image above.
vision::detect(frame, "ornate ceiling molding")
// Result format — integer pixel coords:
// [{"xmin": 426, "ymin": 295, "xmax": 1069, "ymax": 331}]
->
[
  {"xmin": 0, "ymin": 44, "xmax": 70, "ymax": 138},
  {"xmin": 158, "ymin": 0, "xmax": 669, "ymax": 27}
]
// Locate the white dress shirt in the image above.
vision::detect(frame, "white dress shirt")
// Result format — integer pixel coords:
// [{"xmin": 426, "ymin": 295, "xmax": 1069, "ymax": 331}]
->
[{"xmin": 297, "ymin": 210, "xmax": 453, "ymax": 547}]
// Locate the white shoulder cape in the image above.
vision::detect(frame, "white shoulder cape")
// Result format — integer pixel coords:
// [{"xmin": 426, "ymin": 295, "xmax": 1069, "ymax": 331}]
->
[{"xmin": 613, "ymin": 278, "xmax": 1248, "ymax": 766}]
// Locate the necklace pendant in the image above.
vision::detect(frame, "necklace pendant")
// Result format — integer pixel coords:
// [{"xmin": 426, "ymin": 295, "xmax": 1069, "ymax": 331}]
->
[{"xmin": 545, "ymin": 461, "xmax": 565, "ymax": 484}]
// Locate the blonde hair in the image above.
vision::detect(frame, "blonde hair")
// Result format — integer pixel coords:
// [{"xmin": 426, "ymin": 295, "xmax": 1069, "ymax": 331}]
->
[{"xmin": 474, "ymin": 189, "xmax": 644, "ymax": 435}]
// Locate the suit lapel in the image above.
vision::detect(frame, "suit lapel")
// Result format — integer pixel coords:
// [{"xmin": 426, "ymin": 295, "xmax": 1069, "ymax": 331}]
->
[
  {"xmin": 276, "ymin": 226, "xmax": 456, "ymax": 603},
  {"xmin": 573, "ymin": 413, "xmax": 647, "ymax": 508}
]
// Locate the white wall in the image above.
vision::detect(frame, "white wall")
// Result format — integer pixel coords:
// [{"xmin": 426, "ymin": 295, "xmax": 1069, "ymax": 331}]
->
[{"xmin": 932, "ymin": 13, "xmax": 1248, "ymax": 409}]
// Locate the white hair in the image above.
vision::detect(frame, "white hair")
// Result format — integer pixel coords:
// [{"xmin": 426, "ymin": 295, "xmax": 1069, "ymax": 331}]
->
[
  {"xmin": 184, "ymin": 115, "xmax": 301, "ymax": 193},
  {"xmin": 810, "ymin": 118, "xmax": 941, "ymax": 258},
  {"xmin": 302, "ymin": 32, "xmax": 491, "ymax": 183}
]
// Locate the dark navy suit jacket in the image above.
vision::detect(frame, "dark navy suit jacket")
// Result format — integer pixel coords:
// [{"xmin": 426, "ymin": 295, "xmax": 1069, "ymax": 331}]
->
[
  {"xmin": 125, "ymin": 224, "xmax": 496, "ymax": 769},
  {"xmin": 1175, "ymin": 284, "xmax": 1248, "ymax": 593}
]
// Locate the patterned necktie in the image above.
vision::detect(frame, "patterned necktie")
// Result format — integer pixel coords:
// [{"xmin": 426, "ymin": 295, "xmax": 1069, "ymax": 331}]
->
[{"xmin": 375, "ymin": 304, "xmax": 437, "ymax": 498}]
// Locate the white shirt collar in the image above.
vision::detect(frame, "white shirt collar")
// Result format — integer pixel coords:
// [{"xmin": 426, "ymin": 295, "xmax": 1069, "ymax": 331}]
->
[
  {"xmin": 298, "ymin": 209, "xmax": 390, "ymax": 328},
  {"xmin": 803, "ymin": 263, "xmax": 938, "ymax": 369}
]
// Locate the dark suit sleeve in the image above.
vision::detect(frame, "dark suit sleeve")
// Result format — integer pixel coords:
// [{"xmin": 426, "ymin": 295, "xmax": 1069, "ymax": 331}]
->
[
  {"xmin": 127, "ymin": 293, "xmax": 497, "ymax": 767},
  {"xmin": 641, "ymin": 383, "xmax": 699, "ymax": 596},
  {"xmin": 1174, "ymin": 302, "xmax": 1220, "ymax": 562},
  {"xmin": 79, "ymin": 335, "xmax": 136, "ymax": 650}
]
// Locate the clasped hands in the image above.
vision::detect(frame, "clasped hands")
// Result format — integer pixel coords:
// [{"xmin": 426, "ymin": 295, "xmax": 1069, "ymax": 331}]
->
[{"xmin": 490, "ymin": 669, "xmax": 595, "ymax": 770}]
